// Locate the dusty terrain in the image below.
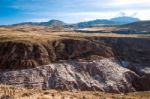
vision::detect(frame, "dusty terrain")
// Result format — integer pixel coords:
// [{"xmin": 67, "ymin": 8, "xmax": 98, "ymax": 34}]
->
[
  {"xmin": 1, "ymin": 25, "xmax": 147, "ymax": 70},
  {"xmin": 0, "ymin": 85, "xmax": 150, "ymax": 99},
  {"xmin": 0, "ymin": 25, "xmax": 150, "ymax": 98},
  {"xmin": 75, "ymin": 21, "xmax": 150, "ymax": 35}
]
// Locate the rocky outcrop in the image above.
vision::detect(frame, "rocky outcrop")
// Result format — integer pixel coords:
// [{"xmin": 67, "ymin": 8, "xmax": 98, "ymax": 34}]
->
[
  {"xmin": 0, "ymin": 37, "xmax": 150, "ymax": 92},
  {"xmin": 0, "ymin": 59, "xmax": 141, "ymax": 93},
  {"xmin": 1, "ymin": 37, "xmax": 150, "ymax": 70},
  {"xmin": 0, "ymin": 39, "xmax": 113, "ymax": 70}
]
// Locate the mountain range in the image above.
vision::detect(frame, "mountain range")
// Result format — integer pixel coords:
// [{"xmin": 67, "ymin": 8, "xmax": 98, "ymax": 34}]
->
[
  {"xmin": 12, "ymin": 16, "xmax": 140, "ymax": 28},
  {"xmin": 13, "ymin": 20, "xmax": 66, "ymax": 27},
  {"xmin": 73, "ymin": 16, "xmax": 140, "ymax": 28}
]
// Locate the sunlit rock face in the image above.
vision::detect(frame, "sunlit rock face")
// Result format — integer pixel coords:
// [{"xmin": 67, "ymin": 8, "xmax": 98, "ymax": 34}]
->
[
  {"xmin": 0, "ymin": 36, "xmax": 150, "ymax": 93},
  {"xmin": 0, "ymin": 58, "xmax": 144, "ymax": 93}
]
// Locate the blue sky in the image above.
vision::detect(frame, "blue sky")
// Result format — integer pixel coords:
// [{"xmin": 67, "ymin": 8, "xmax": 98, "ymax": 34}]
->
[{"xmin": 0, "ymin": 0, "xmax": 150, "ymax": 25}]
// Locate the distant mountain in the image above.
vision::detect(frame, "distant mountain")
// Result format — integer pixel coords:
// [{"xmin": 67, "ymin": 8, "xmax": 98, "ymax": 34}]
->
[
  {"xmin": 13, "ymin": 20, "xmax": 66, "ymax": 27},
  {"xmin": 73, "ymin": 19, "xmax": 115, "ymax": 28},
  {"xmin": 74, "ymin": 16, "xmax": 140, "ymax": 28},
  {"xmin": 11, "ymin": 16, "xmax": 140, "ymax": 28},
  {"xmin": 122, "ymin": 20, "xmax": 150, "ymax": 29},
  {"xmin": 108, "ymin": 20, "xmax": 150, "ymax": 34},
  {"xmin": 119, "ymin": 20, "xmax": 150, "ymax": 34},
  {"xmin": 38, "ymin": 20, "xmax": 66, "ymax": 26},
  {"xmin": 111, "ymin": 16, "xmax": 140, "ymax": 24}
]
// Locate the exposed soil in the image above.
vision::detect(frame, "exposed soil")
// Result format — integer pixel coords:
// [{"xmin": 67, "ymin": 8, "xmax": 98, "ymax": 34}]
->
[{"xmin": 0, "ymin": 26, "xmax": 150, "ymax": 92}]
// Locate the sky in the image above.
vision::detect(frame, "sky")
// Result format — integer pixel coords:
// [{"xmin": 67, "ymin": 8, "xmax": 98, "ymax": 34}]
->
[{"xmin": 0, "ymin": 0, "xmax": 150, "ymax": 25}]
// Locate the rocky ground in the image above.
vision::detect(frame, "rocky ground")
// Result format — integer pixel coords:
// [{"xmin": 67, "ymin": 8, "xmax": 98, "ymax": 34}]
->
[
  {"xmin": 0, "ymin": 58, "xmax": 139, "ymax": 93},
  {"xmin": 0, "ymin": 26, "xmax": 149, "ymax": 95},
  {"xmin": 0, "ymin": 85, "xmax": 150, "ymax": 99}
]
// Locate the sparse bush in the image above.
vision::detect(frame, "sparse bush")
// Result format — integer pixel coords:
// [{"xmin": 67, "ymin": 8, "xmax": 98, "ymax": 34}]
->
[
  {"xmin": 21, "ymin": 93, "xmax": 32, "ymax": 97},
  {"xmin": 43, "ymin": 92, "xmax": 50, "ymax": 95},
  {"xmin": 82, "ymin": 96, "xmax": 87, "ymax": 99},
  {"xmin": 0, "ymin": 95, "xmax": 12, "ymax": 99}
]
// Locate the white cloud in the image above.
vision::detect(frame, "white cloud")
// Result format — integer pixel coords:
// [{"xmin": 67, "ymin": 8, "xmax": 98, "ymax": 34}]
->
[
  {"xmin": 124, "ymin": 9, "xmax": 150, "ymax": 20},
  {"xmin": 21, "ymin": 0, "xmax": 150, "ymax": 23},
  {"xmin": 27, "ymin": 8, "xmax": 150, "ymax": 23},
  {"xmin": 62, "ymin": 9, "xmax": 150, "ymax": 23},
  {"xmin": 114, "ymin": 0, "xmax": 150, "ymax": 4},
  {"xmin": 107, "ymin": 0, "xmax": 150, "ymax": 9},
  {"xmin": 64, "ymin": 12, "xmax": 116, "ymax": 19}
]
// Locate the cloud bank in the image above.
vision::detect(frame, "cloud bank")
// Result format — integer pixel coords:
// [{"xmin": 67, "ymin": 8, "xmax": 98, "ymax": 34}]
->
[{"xmin": 0, "ymin": 0, "xmax": 150, "ymax": 24}]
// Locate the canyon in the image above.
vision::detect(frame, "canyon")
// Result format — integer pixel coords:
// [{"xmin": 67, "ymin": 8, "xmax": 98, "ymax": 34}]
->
[{"xmin": 0, "ymin": 26, "xmax": 149, "ymax": 94}]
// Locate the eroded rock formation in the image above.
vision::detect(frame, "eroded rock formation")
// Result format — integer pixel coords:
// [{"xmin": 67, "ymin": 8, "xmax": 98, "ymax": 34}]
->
[
  {"xmin": 0, "ymin": 59, "xmax": 141, "ymax": 93},
  {"xmin": 0, "ymin": 39, "xmax": 113, "ymax": 70},
  {"xmin": 0, "ymin": 37, "xmax": 150, "ymax": 93}
]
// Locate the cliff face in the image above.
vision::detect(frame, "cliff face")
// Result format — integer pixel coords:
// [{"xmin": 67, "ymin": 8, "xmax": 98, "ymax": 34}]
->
[
  {"xmin": 0, "ymin": 37, "xmax": 150, "ymax": 92},
  {"xmin": 0, "ymin": 59, "xmax": 140, "ymax": 93},
  {"xmin": 0, "ymin": 39, "xmax": 113, "ymax": 70}
]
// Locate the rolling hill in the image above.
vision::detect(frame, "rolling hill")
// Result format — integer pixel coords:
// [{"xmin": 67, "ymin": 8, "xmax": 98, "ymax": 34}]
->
[
  {"xmin": 111, "ymin": 16, "xmax": 140, "ymax": 24},
  {"xmin": 13, "ymin": 20, "xmax": 66, "ymax": 27},
  {"xmin": 11, "ymin": 16, "xmax": 140, "ymax": 29},
  {"xmin": 111, "ymin": 20, "xmax": 150, "ymax": 34},
  {"xmin": 73, "ymin": 16, "xmax": 140, "ymax": 28}
]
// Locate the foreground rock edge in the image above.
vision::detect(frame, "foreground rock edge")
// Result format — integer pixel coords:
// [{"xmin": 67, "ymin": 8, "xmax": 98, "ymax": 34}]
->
[{"xmin": 0, "ymin": 58, "xmax": 149, "ymax": 93}]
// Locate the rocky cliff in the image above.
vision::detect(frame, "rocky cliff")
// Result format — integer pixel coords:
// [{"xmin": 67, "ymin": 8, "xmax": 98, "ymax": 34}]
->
[
  {"xmin": 0, "ymin": 39, "xmax": 113, "ymax": 70},
  {"xmin": 0, "ymin": 35, "xmax": 150, "ymax": 93},
  {"xmin": 0, "ymin": 59, "xmax": 140, "ymax": 93}
]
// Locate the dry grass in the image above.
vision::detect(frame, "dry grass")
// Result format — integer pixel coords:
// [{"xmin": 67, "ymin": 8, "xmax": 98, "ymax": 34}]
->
[
  {"xmin": 0, "ymin": 26, "xmax": 148, "ymax": 44},
  {"xmin": 0, "ymin": 85, "xmax": 149, "ymax": 99},
  {"xmin": 0, "ymin": 26, "xmax": 149, "ymax": 99},
  {"xmin": 0, "ymin": 27, "xmax": 90, "ymax": 44},
  {"xmin": 76, "ymin": 26, "xmax": 117, "ymax": 31}
]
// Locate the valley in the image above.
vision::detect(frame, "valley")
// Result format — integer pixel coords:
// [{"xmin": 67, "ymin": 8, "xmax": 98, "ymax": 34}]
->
[
  {"xmin": 0, "ymin": 25, "xmax": 150, "ymax": 90},
  {"xmin": 1, "ymin": 0, "xmax": 150, "ymax": 98},
  {"xmin": 0, "ymin": 21, "xmax": 150, "ymax": 98}
]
